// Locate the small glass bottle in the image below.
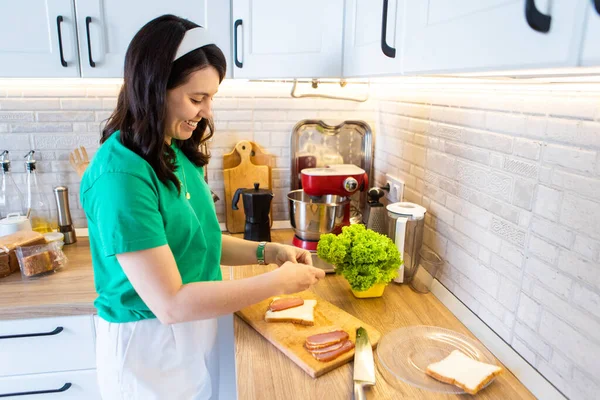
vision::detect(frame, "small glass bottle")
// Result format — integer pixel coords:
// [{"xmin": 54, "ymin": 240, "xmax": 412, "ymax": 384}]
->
[
  {"xmin": 24, "ymin": 150, "xmax": 52, "ymax": 233},
  {"xmin": 0, "ymin": 150, "xmax": 25, "ymax": 219}
]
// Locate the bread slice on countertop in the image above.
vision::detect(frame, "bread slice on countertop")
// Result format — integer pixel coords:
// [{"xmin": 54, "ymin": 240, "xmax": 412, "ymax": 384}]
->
[
  {"xmin": 425, "ymin": 350, "xmax": 503, "ymax": 395},
  {"xmin": 264, "ymin": 298, "xmax": 317, "ymax": 326}
]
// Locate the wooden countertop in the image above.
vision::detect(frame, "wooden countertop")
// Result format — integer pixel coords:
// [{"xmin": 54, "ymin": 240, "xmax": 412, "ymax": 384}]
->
[
  {"xmin": 231, "ymin": 231, "xmax": 534, "ymax": 400},
  {"xmin": 0, "ymin": 232, "xmax": 534, "ymax": 399}
]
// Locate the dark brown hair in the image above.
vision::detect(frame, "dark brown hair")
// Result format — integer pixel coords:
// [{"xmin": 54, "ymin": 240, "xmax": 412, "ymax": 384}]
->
[{"xmin": 101, "ymin": 14, "xmax": 226, "ymax": 191}]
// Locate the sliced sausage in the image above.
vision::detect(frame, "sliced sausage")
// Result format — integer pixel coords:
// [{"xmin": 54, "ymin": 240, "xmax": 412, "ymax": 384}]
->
[
  {"xmin": 305, "ymin": 330, "xmax": 349, "ymax": 349},
  {"xmin": 268, "ymin": 297, "xmax": 304, "ymax": 312},
  {"xmin": 310, "ymin": 340, "xmax": 355, "ymax": 362},
  {"xmin": 304, "ymin": 340, "xmax": 345, "ymax": 354}
]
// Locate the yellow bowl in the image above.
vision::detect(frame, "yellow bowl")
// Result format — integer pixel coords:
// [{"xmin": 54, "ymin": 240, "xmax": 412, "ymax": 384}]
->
[{"xmin": 351, "ymin": 283, "xmax": 387, "ymax": 298}]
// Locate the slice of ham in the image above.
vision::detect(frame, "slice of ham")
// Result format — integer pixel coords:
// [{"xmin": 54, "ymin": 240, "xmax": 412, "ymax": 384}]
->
[
  {"xmin": 304, "ymin": 340, "xmax": 345, "ymax": 354},
  {"xmin": 305, "ymin": 330, "xmax": 349, "ymax": 349},
  {"xmin": 310, "ymin": 340, "xmax": 355, "ymax": 362},
  {"xmin": 268, "ymin": 297, "xmax": 304, "ymax": 312}
]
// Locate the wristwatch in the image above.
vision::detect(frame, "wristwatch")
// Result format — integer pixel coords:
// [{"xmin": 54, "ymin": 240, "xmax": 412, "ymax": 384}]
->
[{"xmin": 256, "ymin": 241, "xmax": 267, "ymax": 265}]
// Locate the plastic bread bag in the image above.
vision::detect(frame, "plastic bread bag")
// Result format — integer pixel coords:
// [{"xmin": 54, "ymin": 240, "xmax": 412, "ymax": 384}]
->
[{"xmin": 15, "ymin": 240, "xmax": 68, "ymax": 279}]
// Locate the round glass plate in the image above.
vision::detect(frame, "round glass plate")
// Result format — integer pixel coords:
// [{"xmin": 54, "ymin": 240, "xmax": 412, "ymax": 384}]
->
[{"xmin": 376, "ymin": 325, "xmax": 499, "ymax": 394}]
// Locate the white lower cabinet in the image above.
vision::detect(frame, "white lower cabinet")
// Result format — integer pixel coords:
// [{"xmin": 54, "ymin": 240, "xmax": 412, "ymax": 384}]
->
[{"xmin": 0, "ymin": 369, "xmax": 100, "ymax": 399}]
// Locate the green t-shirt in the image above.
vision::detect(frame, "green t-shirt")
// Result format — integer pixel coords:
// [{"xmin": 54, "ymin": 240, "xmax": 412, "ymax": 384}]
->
[{"xmin": 80, "ymin": 131, "xmax": 222, "ymax": 322}]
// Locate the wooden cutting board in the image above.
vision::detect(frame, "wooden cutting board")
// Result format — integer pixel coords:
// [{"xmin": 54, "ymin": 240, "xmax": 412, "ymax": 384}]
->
[
  {"xmin": 223, "ymin": 141, "xmax": 275, "ymax": 170},
  {"xmin": 235, "ymin": 291, "xmax": 381, "ymax": 378},
  {"xmin": 223, "ymin": 141, "xmax": 272, "ymax": 234}
]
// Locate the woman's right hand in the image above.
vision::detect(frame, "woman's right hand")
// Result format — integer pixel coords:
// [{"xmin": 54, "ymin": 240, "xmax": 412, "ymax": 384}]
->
[{"xmin": 271, "ymin": 262, "xmax": 326, "ymax": 295}]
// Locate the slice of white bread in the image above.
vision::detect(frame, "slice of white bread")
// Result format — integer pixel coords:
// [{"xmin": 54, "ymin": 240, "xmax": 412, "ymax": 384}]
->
[
  {"xmin": 425, "ymin": 350, "xmax": 503, "ymax": 395},
  {"xmin": 264, "ymin": 298, "xmax": 317, "ymax": 326}
]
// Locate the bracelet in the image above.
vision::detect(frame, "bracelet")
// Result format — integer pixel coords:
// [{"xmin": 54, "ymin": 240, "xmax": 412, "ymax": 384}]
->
[{"xmin": 256, "ymin": 241, "xmax": 267, "ymax": 265}]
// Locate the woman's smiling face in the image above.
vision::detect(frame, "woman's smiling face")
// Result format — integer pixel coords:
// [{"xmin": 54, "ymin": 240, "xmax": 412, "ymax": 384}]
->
[{"xmin": 164, "ymin": 66, "xmax": 220, "ymax": 144}]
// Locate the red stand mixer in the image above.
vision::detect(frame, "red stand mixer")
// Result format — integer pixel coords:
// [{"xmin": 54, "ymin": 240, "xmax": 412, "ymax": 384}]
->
[{"xmin": 287, "ymin": 164, "xmax": 368, "ymax": 250}]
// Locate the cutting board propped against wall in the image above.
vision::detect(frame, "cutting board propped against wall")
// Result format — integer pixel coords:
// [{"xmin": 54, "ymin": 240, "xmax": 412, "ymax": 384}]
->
[
  {"xmin": 223, "ymin": 141, "xmax": 275, "ymax": 170},
  {"xmin": 223, "ymin": 141, "xmax": 272, "ymax": 234},
  {"xmin": 235, "ymin": 291, "xmax": 381, "ymax": 378}
]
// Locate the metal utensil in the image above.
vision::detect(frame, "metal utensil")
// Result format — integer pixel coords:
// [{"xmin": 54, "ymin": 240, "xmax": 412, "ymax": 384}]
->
[{"xmin": 354, "ymin": 327, "xmax": 376, "ymax": 400}]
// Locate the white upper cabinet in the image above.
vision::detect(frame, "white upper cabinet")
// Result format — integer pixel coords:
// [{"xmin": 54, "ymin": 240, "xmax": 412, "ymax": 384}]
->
[
  {"xmin": 580, "ymin": 1, "xmax": 600, "ymax": 66},
  {"xmin": 402, "ymin": 0, "xmax": 589, "ymax": 74},
  {"xmin": 0, "ymin": 0, "xmax": 79, "ymax": 77},
  {"xmin": 232, "ymin": 0, "xmax": 344, "ymax": 79},
  {"xmin": 343, "ymin": 0, "xmax": 404, "ymax": 77},
  {"xmin": 75, "ymin": 0, "xmax": 231, "ymax": 78}
]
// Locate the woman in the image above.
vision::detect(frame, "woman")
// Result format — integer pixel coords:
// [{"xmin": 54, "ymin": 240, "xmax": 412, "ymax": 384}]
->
[{"xmin": 80, "ymin": 15, "xmax": 325, "ymax": 400}]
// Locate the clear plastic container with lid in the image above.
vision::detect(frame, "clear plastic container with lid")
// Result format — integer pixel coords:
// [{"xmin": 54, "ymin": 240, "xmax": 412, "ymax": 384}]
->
[
  {"xmin": 0, "ymin": 150, "xmax": 25, "ymax": 219},
  {"xmin": 23, "ymin": 151, "xmax": 53, "ymax": 233}
]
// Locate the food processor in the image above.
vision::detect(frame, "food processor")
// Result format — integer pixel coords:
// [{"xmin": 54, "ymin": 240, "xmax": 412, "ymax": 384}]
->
[{"xmin": 287, "ymin": 164, "xmax": 368, "ymax": 251}]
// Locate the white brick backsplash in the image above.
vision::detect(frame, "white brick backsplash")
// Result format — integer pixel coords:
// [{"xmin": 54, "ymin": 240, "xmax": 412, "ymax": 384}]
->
[
  {"xmin": 543, "ymin": 144, "xmax": 597, "ymax": 173},
  {"xmin": 513, "ymin": 138, "xmax": 542, "ymax": 160},
  {"xmin": 0, "ymin": 111, "xmax": 34, "ymax": 122},
  {"xmin": 550, "ymin": 351, "xmax": 573, "ymax": 380},
  {"xmin": 478, "ymin": 247, "xmax": 491, "ymax": 264},
  {"xmin": 572, "ymin": 283, "xmax": 600, "ymax": 319},
  {"xmin": 533, "ymin": 185, "xmax": 562, "ymax": 221},
  {"xmin": 490, "ymin": 254, "xmax": 522, "ymax": 285},
  {"xmin": 11, "ymin": 123, "xmax": 72, "ymax": 133},
  {"xmin": 60, "ymin": 98, "xmax": 102, "ymax": 110},
  {"xmin": 532, "ymin": 284, "xmax": 600, "ymax": 341},
  {"xmin": 427, "ymin": 150, "xmax": 456, "ymax": 179},
  {"xmin": 36, "ymin": 111, "xmax": 94, "ymax": 122},
  {"xmin": 459, "ymin": 202, "xmax": 490, "ymax": 228},
  {"xmin": 512, "ymin": 178, "xmax": 535, "ymax": 210},
  {"xmin": 456, "ymin": 160, "xmax": 513, "ymax": 201},
  {"xmin": 557, "ymin": 250, "xmax": 600, "ymax": 289},
  {"xmin": 403, "ymin": 142, "xmax": 426, "ymax": 167},
  {"xmin": 485, "ymin": 111, "xmax": 525, "ymax": 134},
  {"xmin": 454, "ymin": 215, "xmax": 501, "ymax": 252},
  {"xmin": 0, "ymin": 134, "xmax": 31, "ymax": 150},
  {"xmin": 458, "ymin": 185, "xmax": 520, "ymax": 224},
  {"xmin": 511, "ymin": 337, "xmax": 537, "ymax": 366},
  {"xmin": 531, "ymin": 216, "xmax": 574, "ymax": 246},
  {"xmin": 498, "ymin": 277, "xmax": 520, "ymax": 312},
  {"xmin": 539, "ymin": 311, "xmax": 600, "ymax": 373},
  {"xmin": 489, "ymin": 153, "xmax": 504, "ymax": 168},
  {"xmin": 552, "ymin": 169, "xmax": 600, "ymax": 202},
  {"xmin": 514, "ymin": 320, "xmax": 551, "ymax": 359},
  {"xmin": 431, "ymin": 123, "xmax": 462, "ymax": 141},
  {"xmin": 446, "ymin": 243, "xmax": 499, "ymax": 296},
  {"xmin": 501, "ymin": 241, "xmax": 526, "ymax": 267},
  {"xmin": 502, "ymin": 156, "xmax": 538, "ymax": 179},
  {"xmin": 0, "ymin": 99, "xmax": 60, "ymax": 110},
  {"xmin": 546, "ymin": 118, "xmax": 600, "ymax": 149},
  {"xmin": 490, "ymin": 217, "xmax": 526, "ymax": 247},
  {"xmin": 529, "ymin": 235, "xmax": 559, "ymax": 266},
  {"xmin": 573, "ymin": 235, "xmax": 600, "ymax": 261},
  {"xmin": 444, "ymin": 141, "xmax": 490, "ymax": 165},
  {"xmin": 560, "ymin": 193, "xmax": 600, "ymax": 240},
  {"xmin": 452, "ymin": 284, "xmax": 481, "ymax": 313},
  {"xmin": 572, "ymin": 369, "xmax": 600, "ymax": 400},
  {"xmin": 526, "ymin": 257, "xmax": 572, "ymax": 298},
  {"xmin": 462, "ymin": 128, "xmax": 513, "ymax": 153},
  {"xmin": 577, "ymin": 120, "xmax": 600, "ymax": 149},
  {"xmin": 437, "ymin": 219, "xmax": 478, "ymax": 256},
  {"xmin": 458, "ymin": 275, "xmax": 506, "ymax": 318}
]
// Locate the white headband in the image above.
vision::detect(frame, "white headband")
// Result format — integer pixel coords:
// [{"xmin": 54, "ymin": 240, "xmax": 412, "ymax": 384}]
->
[{"xmin": 173, "ymin": 27, "xmax": 213, "ymax": 61}]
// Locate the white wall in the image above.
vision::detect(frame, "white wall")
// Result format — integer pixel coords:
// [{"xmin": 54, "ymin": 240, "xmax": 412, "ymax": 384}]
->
[
  {"xmin": 371, "ymin": 79, "xmax": 600, "ymax": 400},
  {"xmin": 0, "ymin": 80, "xmax": 375, "ymax": 226}
]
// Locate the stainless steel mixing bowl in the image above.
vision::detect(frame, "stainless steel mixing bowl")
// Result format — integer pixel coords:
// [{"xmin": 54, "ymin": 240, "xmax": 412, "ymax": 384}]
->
[{"xmin": 287, "ymin": 189, "xmax": 350, "ymax": 241}]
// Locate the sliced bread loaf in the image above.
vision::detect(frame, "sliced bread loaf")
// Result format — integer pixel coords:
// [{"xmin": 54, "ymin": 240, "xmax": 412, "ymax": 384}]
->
[
  {"xmin": 426, "ymin": 350, "xmax": 502, "ymax": 395},
  {"xmin": 264, "ymin": 298, "xmax": 317, "ymax": 326}
]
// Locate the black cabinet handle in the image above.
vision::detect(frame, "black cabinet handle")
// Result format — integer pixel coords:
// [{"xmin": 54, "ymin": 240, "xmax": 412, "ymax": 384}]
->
[
  {"xmin": 234, "ymin": 19, "xmax": 243, "ymax": 68},
  {"xmin": 0, "ymin": 326, "xmax": 63, "ymax": 340},
  {"xmin": 0, "ymin": 383, "xmax": 71, "ymax": 398},
  {"xmin": 85, "ymin": 17, "xmax": 96, "ymax": 67},
  {"xmin": 594, "ymin": 0, "xmax": 600, "ymax": 15},
  {"xmin": 381, "ymin": 0, "xmax": 396, "ymax": 58},
  {"xmin": 56, "ymin": 16, "xmax": 68, "ymax": 67},
  {"xmin": 525, "ymin": 0, "xmax": 551, "ymax": 33}
]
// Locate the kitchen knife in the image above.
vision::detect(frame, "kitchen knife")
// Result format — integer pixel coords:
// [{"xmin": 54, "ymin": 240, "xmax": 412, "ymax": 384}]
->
[{"xmin": 353, "ymin": 327, "xmax": 375, "ymax": 400}]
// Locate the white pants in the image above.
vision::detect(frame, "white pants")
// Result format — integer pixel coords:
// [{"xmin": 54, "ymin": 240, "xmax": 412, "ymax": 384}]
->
[{"xmin": 95, "ymin": 317, "xmax": 219, "ymax": 400}]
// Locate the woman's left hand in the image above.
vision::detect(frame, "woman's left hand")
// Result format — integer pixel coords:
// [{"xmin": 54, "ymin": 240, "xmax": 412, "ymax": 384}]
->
[{"xmin": 269, "ymin": 243, "xmax": 313, "ymax": 266}]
